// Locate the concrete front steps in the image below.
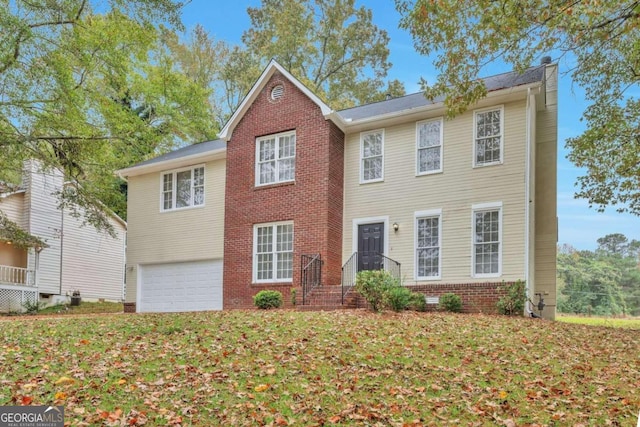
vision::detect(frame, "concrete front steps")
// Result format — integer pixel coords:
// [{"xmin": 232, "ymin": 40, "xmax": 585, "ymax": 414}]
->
[{"xmin": 294, "ymin": 285, "xmax": 357, "ymax": 311}]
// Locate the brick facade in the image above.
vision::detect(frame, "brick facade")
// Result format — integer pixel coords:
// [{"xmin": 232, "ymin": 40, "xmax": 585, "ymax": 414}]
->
[
  {"xmin": 223, "ymin": 72, "xmax": 344, "ymax": 309},
  {"xmin": 352, "ymin": 282, "xmax": 511, "ymax": 314}
]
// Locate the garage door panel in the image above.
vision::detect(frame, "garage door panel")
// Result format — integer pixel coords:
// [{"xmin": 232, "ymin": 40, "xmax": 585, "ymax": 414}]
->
[{"xmin": 139, "ymin": 260, "xmax": 223, "ymax": 312}]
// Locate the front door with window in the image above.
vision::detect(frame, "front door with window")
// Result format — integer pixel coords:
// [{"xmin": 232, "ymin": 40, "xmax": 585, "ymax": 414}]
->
[{"xmin": 358, "ymin": 223, "xmax": 384, "ymax": 271}]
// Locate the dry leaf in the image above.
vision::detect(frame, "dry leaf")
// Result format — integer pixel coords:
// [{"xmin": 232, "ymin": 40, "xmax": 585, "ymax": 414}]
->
[{"xmin": 54, "ymin": 376, "xmax": 75, "ymax": 386}]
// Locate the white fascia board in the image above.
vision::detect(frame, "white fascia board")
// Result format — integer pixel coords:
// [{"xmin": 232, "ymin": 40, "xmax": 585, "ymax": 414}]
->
[{"xmin": 0, "ymin": 189, "xmax": 26, "ymax": 199}]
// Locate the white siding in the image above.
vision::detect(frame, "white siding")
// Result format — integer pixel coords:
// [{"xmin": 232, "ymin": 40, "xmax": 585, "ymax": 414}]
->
[
  {"xmin": 4, "ymin": 162, "xmax": 126, "ymax": 300},
  {"xmin": 61, "ymin": 210, "xmax": 126, "ymax": 301},
  {"xmin": 0, "ymin": 192, "xmax": 25, "ymax": 225},
  {"xmin": 125, "ymin": 159, "xmax": 226, "ymax": 304},
  {"xmin": 343, "ymin": 99, "xmax": 529, "ymax": 285},
  {"xmin": 23, "ymin": 162, "xmax": 63, "ymax": 295}
]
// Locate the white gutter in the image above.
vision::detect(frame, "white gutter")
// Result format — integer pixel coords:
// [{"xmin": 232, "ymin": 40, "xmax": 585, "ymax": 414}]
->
[{"xmin": 343, "ymin": 82, "xmax": 542, "ymax": 129}]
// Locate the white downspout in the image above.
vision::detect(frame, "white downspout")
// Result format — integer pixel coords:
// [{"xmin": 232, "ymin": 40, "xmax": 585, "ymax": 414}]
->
[{"xmin": 524, "ymin": 88, "xmax": 533, "ymax": 316}]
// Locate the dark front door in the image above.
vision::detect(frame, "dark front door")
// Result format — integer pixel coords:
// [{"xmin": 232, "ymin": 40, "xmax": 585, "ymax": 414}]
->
[{"xmin": 358, "ymin": 223, "xmax": 384, "ymax": 271}]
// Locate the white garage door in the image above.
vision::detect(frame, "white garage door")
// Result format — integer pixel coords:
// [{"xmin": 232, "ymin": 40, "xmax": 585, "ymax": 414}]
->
[{"xmin": 139, "ymin": 260, "xmax": 223, "ymax": 312}]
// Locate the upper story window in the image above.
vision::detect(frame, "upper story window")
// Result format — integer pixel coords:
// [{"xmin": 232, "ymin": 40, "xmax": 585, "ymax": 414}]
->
[
  {"xmin": 360, "ymin": 129, "xmax": 384, "ymax": 183},
  {"xmin": 416, "ymin": 118, "xmax": 443, "ymax": 175},
  {"xmin": 256, "ymin": 131, "xmax": 296, "ymax": 186},
  {"xmin": 474, "ymin": 106, "xmax": 503, "ymax": 167},
  {"xmin": 472, "ymin": 202, "xmax": 502, "ymax": 277},
  {"xmin": 161, "ymin": 165, "xmax": 205, "ymax": 212}
]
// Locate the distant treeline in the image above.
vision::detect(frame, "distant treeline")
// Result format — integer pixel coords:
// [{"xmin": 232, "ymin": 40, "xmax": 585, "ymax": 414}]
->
[{"xmin": 558, "ymin": 234, "xmax": 640, "ymax": 316}]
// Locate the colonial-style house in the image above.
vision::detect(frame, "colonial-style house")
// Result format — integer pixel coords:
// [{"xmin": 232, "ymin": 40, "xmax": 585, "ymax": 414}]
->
[
  {"xmin": 0, "ymin": 162, "xmax": 126, "ymax": 312},
  {"xmin": 118, "ymin": 59, "xmax": 557, "ymax": 319}
]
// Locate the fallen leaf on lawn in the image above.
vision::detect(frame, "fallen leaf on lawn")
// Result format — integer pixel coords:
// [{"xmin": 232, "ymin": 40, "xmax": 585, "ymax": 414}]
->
[
  {"xmin": 117, "ymin": 379, "xmax": 127, "ymax": 385},
  {"xmin": 54, "ymin": 376, "xmax": 75, "ymax": 385},
  {"xmin": 254, "ymin": 384, "xmax": 270, "ymax": 392},
  {"xmin": 21, "ymin": 396, "xmax": 33, "ymax": 405},
  {"xmin": 54, "ymin": 391, "xmax": 67, "ymax": 400},
  {"xmin": 499, "ymin": 390, "xmax": 508, "ymax": 399}
]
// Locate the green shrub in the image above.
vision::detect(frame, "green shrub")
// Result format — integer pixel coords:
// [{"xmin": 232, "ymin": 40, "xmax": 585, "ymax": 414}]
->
[
  {"xmin": 496, "ymin": 280, "xmax": 526, "ymax": 315},
  {"xmin": 22, "ymin": 299, "xmax": 46, "ymax": 314},
  {"xmin": 253, "ymin": 290, "xmax": 283, "ymax": 309},
  {"xmin": 439, "ymin": 293, "xmax": 463, "ymax": 313},
  {"xmin": 385, "ymin": 286, "xmax": 413, "ymax": 312},
  {"xmin": 408, "ymin": 292, "xmax": 427, "ymax": 312},
  {"xmin": 355, "ymin": 270, "xmax": 400, "ymax": 312}
]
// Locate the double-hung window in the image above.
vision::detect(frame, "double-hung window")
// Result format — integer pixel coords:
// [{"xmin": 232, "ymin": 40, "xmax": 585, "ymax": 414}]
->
[
  {"xmin": 474, "ymin": 107, "xmax": 503, "ymax": 166},
  {"xmin": 416, "ymin": 119, "xmax": 443, "ymax": 174},
  {"xmin": 415, "ymin": 209, "xmax": 442, "ymax": 280},
  {"xmin": 254, "ymin": 222, "xmax": 294, "ymax": 282},
  {"xmin": 256, "ymin": 131, "xmax": 296, "ymax": 186},
  {"xmin": 161, "ymin": 166, "xmax": 205, "ymax": 211},
  {"xmin": 360, "ymin": 130, "xmax": 384, "ymax": 183},
  {"xmin": 472, "ymin": 202, "xmax": 502, "ymax": 277}
]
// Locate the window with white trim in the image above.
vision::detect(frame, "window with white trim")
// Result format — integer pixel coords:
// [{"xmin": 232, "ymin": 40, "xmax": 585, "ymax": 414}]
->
[
  {"xmin": 254, "ymin": 222, "xmax": 294, "ymax": 282},
  {"xmin": 416, "ymin": 119, "xmax": 443, "ymax": 174},
  {"xmin": 474, "ymin": 107, "xmax": 503, "ymax": 166},
  {"xmin": 256, "ymin": 131, "xmax": 296, "ymax": 186},
  {"xmin": 360, "ymin": 130, "xmax": 384, "ymax": 183},
  {"xmin": 415, "ymin": 210, "xmax": 441, "ymax": 279},
  {"xmin": 161, "ymin": 165, "xmax": 204, "ymax": 211},
  {"xmin": 472, "ymin": 203, "xmax": 502, "ymax": 277}
]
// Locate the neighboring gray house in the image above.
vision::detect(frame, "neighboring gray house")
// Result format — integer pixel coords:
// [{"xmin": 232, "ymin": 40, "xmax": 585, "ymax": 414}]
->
[{"xmin": 0, "ymin": 162, "xmax": 126, "ymax": 311}]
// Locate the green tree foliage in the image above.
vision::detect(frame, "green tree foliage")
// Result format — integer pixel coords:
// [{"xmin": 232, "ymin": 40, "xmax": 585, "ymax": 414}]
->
[
  {"xmin": 396, "ymin": 0, "xmax": 640, "ymax": 214},
  {"xmin": 217, "ymin": 0, "xmax": 405, "ymax": 114},
  {"xmin": 0, "ymin": 1, "xmax": 218, "ymax": 234},
  {"xmin": 558, "ymin": 235, "xmax": 640, "ymax": 316}
]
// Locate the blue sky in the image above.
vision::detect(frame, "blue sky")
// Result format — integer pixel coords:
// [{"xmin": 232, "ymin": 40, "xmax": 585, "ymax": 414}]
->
[{"xmin": 181, "ymin": 0, "xmax": 639, "ymax": 251}]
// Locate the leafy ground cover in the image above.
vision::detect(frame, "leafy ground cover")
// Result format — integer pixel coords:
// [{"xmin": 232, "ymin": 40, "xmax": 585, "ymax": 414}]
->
[
  {"xmin": 36, "ymin": 301, "xmax": 124, "ymax": 315},
  {"xmin": 557, "ymin": 314, "xmax": 640, "ymax": 330},
  {"xmin": 0, "ymin": 310, "xmax": 638, "ymax": 426}
]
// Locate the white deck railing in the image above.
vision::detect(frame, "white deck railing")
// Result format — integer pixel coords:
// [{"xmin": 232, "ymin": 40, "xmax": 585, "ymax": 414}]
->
[{"xmin": 0, "ymin": 265, "xmax": 36, "ymax": 287}]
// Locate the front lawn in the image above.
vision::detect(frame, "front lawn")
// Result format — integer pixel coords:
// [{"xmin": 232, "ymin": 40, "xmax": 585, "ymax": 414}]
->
[
  {"xmin": 557, "ymin": 314, "xmax": 640, "ymax": 329},
  {"xmin": 1, "ymin": 310, "xmax": 638, "ymax": 426}
]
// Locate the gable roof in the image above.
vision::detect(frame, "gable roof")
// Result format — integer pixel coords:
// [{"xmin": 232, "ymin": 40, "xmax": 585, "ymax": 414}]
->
[
  {"xmin": 119, "ymin": 61, "xmax": 548, "ymax": 173},
  {"xmin": 218, "ymin": 59, "xmax": 342, "ymax": 141},
  {"xmin": 116, "ymin": 139, "xmax": 226, "ymax": 178}
]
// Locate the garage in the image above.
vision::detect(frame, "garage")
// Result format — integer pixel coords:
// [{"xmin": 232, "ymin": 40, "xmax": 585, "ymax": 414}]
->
[{"xmin": 138, "ymin": 260, "xmax": 223, "ymax": 312}]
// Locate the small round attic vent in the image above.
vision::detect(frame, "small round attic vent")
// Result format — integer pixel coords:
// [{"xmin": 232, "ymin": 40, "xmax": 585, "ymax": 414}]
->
[{"xmin": 271, "ymin": 84, "xmax": 284, "ymax": 100}]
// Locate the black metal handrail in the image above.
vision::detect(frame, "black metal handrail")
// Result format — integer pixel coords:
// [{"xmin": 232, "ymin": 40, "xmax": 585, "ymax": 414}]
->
[
  {"xmin": 378, "ymin": 252, "xmax": 402, "ymax": 283},
  {"xmin": 341, "ymin": 251, "xmax": 402, "ymax": 304},
  {"xmin": 301, "ymin": 254, "xmax": 322, "ymax": 305},
  {"xmin": 341, "ymin": 252, "xmax": 358, "ymax": 304}
]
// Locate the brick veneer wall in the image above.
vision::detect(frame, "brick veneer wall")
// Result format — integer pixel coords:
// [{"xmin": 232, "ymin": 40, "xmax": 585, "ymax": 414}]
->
[
  {"xmin": 353, "ymin": 282, "xmax": 511, "ymax": 314},
  {"xmin": 223, "ymin": 71, "xmax": 344, "ymax": 309}
]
